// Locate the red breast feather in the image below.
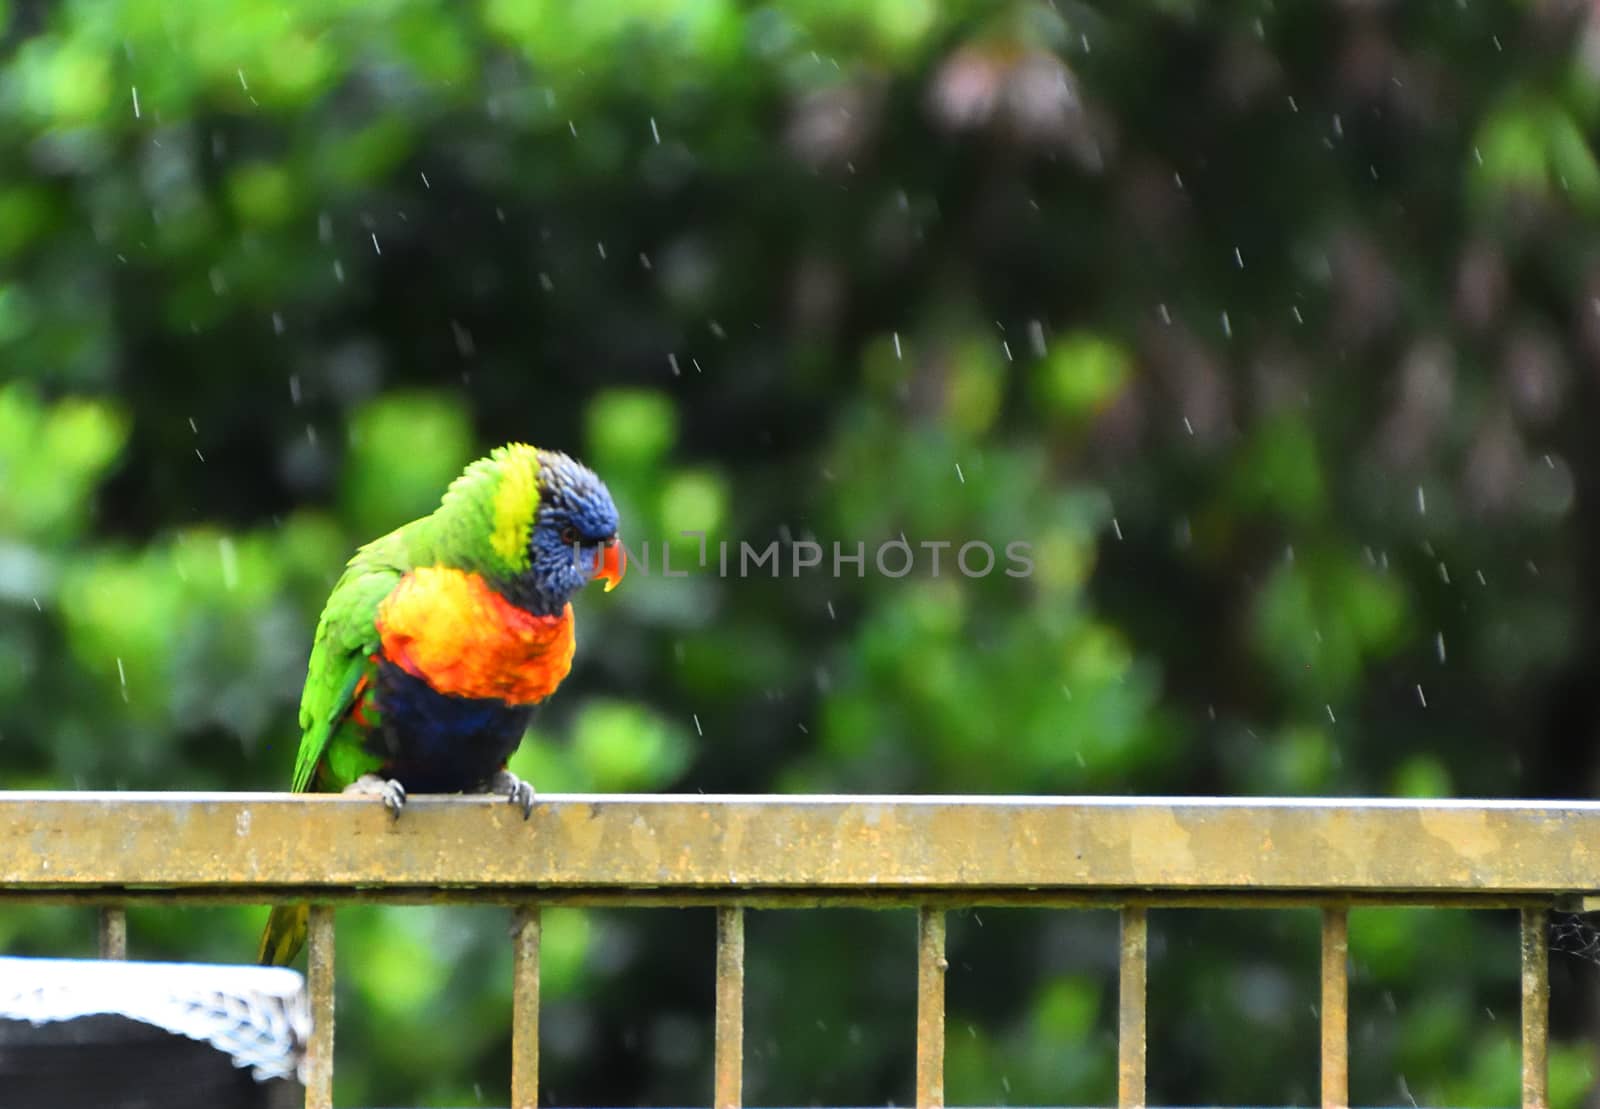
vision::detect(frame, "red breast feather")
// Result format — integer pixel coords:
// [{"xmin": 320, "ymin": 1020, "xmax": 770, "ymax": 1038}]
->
[{"xmin": 375, "ymin": 567, "xmax": 576, "ymax": 705}]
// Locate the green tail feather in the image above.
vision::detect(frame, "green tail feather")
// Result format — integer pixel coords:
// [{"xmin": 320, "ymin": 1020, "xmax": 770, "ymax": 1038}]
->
[{"xmin": 257, "ymin": 903, "xmax": 309, "ymax": 966}]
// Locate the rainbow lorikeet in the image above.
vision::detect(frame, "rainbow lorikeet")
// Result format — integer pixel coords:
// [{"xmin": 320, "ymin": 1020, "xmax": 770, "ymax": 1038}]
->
[{"xmin": 257, "ymin": 444, "xmax": 624, "ymax": 965}]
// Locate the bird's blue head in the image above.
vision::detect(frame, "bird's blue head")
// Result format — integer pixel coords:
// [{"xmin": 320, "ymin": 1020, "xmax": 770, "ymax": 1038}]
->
[{"xmin": 515, "ymin": 449, "xmax": 624, "ymax": 616}]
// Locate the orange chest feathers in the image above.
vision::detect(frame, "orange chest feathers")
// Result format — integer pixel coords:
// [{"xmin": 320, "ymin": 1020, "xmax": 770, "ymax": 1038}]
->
[{"xmin": 374, "ymin": 567, "xmax": 575, "ymax": 705}]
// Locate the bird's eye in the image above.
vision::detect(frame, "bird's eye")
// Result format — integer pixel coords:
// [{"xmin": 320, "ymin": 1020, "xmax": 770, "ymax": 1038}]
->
[{"xmin": 560, "ymin": 526, "xmax": 579, "ymax": 546}]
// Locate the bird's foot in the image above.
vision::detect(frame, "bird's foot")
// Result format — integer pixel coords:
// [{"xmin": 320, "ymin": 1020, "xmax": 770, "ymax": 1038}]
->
[
  {"xmin": 344, "ymin": 773, "xmax": 406, "ymax": 819},
  {"xmin": 488, "ymin": 768, "xmax": 536, "ymax": 820}
]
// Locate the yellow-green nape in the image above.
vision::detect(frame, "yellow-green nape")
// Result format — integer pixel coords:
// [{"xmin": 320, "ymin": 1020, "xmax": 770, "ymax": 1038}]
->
[{"xmin": 488, "ymin": 443, "xmax": 542, "ymax": 568}]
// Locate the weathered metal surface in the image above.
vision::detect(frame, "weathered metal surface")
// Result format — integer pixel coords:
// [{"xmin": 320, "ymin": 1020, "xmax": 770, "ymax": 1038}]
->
[
  {"xmin": 97, "ymin": 907, "xmax": 126, "ymax": 960},
  {"xmin": 305, "ymin": 906, "xmax": 335, "ymax": 1109},
  {"xmin": 1521, "ymin": 907, "xmax": 1549, "ymax": 1109},
  {"xmin": 5, "ymin": 793, "xmax": 1600, "ymax": 897},
  {"xmin": 915, "ymin": 908, "xmax": 945, "ymax": 1109},
  {"xmin": 714, "ymin": 907, "xmax": 744, "ymax": 1109},
  {"xmin": 0, "ymin": 887, "xmax": 1561, "ymax": 910},
  {"xmin": 511, "ymin": 906, "xmax": 540, "ymax": 1109},
  {"xmin": 1117, "ymin": 907, "xmax": 1147, "ymax": 1108},
  {"xmin": 1319, "ymin": 907, "xmax": 1348, "ymax": 1109}
]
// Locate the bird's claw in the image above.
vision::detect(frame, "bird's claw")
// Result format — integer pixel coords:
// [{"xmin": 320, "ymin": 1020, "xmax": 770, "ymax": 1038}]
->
[
  {"xmin": 489, "ymin": 769, "xmax": 536, "ymax": 820},
  {"xmin": 345, "ymin": 773, "xmax": 406, "ymax": 819}
]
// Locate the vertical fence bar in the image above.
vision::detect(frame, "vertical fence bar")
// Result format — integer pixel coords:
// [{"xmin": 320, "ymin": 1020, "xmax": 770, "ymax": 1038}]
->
[
  {"xmin": 97, "ymin": 907, "xmax": 127, "ymax": 960},
  {"xmin": 714, "ymin": 907, "xmax": 745, "ymax": 1109},
  {"xmin": 1118, "ymin": 906, "xmax": 1148, "ymax": 1109},
  {"xmin": 916, "ymin": 907, "xmax": 946, "ymax": 1109},
  {"xmin": 1320, "ymin": 906, "xmax": 1349, "ymax": 1109},
  {"xmin": 512, "ymin": 907, "xmax": 542, "ymax": 1109},
  {"xmin": 305, "ymin": 905, "xmax": 336, "ymax": 1109},
  {"xmin": 1521, "ymin": 906, "xmax": 1549, "ymax": 1109}
]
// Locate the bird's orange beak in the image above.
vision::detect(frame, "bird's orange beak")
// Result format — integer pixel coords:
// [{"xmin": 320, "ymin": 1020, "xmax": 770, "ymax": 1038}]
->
[{"xmin": 594, "ymin": 538, "xmax": 626, "ymax": 592}]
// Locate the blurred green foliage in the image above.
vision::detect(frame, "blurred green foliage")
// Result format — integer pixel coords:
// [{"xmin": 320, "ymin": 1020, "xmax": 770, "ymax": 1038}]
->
[{"xmin": 4, "ymin": 0, "xmax": 1600, "ymax": 1103}]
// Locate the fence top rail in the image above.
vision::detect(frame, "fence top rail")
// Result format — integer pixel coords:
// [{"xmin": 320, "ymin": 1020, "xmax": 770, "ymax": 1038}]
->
[{"xmin": 2, "ymin": 792, "xmax": 1599, "ymax": 901}]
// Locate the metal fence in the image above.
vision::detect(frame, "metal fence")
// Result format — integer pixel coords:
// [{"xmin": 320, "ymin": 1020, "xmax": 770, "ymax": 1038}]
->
[{"xmin": 3, "ymin": 792, "xmax": 1596, "ymax": 1109}]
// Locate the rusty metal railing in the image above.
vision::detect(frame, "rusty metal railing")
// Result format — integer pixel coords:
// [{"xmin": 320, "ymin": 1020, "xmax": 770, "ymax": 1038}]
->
[{"xmin": 3, "ymin": 792, "xmax": 1597, "ymax": 1108}]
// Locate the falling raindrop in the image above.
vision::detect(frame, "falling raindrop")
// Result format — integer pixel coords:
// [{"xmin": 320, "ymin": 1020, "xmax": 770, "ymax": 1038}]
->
[
  {"xmin": 419, "ymin": 171, "xmax": 431, "ymax": 189},
  {"xmin": 1111, "ymin": 517, "xmax": 1123, "ymax": 540},
  {"xmin": 650, "ymin": 117, "xmax": 661, "ymax": 144},
  {"xmin": 1415, "ymin": 684, "xmax": 1427, "ymax": 708},
  {"xmin": 892, "ymin": 332, "xmax": 902, "ymax": 359},
  {"xmin": 668, "ymin": 353, "xmax": 682, "ymax": 376},
  {"xmin": 1435, "ymin": 632, "xmax": 1446, "ymax": 663},
  {"xmin": 131, "ymin": 87, "xmax": 140, "ymax": 119},
  {"xmin": 692, "ymin": 714, "xmax": 703, "ymax": 736},
  {"xmin": 1220, "ymin": 311, "xmax": 1232, "ymax": 338},
  {"xmin": 1416, "ymin": 486, "xmax": 1426, "ymax": 515},
  {"xmin": 116, "ymin": 658, "xmax": 129, "ymax": 702},
  {"xmin": 370, "ymin": 233, "xmax": 381, "ymax": 256},
  {"xmin": 955, "ymin": 463, "xmax": 965, "ymax": 483}
]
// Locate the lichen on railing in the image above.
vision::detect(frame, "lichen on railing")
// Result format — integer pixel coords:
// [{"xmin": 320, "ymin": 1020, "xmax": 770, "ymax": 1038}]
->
[{"xmin": 4, "ymin": 792, "xmax": 1592, "ymax": 1108}]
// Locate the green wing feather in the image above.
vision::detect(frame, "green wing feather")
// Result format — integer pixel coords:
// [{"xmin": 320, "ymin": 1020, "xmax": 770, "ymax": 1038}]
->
[
  {"xmin": 264, "ymin": 538, "xmax": 410, "ymax": 966},
  {"xmin": 290, "ymin": 534, "xmax": 410, "ymax": 793}
]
